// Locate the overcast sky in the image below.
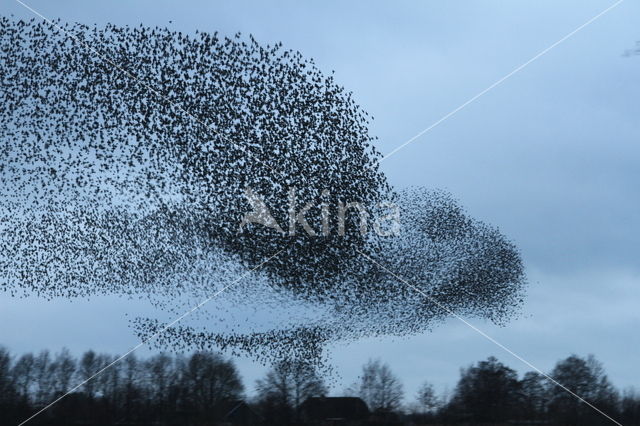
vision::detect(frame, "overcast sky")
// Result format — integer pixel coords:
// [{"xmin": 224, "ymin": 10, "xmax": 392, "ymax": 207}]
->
[{"xmin": 1, "ymin": 0, "xmax": 639, "ymax": 401}]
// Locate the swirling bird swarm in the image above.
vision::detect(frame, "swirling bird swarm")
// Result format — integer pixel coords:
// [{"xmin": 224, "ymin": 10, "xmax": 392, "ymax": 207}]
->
[{"xmin": 0, "ymin": 18, "xmax": 525, "ymax": 368}]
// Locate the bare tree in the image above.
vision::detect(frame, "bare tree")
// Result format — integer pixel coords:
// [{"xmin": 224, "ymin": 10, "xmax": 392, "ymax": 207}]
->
[
  {"xmin": 95, "ymin": 353, "xmax": 120, "ymax": 408},
  {"xmin": 621, "ymin": 388, "xmax": 640, "ymax": 425},
  {"xmin": 256, "ymin": 359, "xmax": 326, "ymax": 424},
  {"xmin": 549, "ymin": 354, "xmax": 619, "ymax": 425},
  {"xmin": 0, "ymin": 347, "xmax": 16, "ymax": 402},
  {"xmin": 11, "ymin": 352, "xmax": 35, "ymax": 402},
  {"xmin": 355, "ymin": 359, "xmax": 404, "ymax": 413},
  {"xmin": 416, "ymin": 381, "xmax": 439, "ymax": 414},
  {"xmin": 77, "ymin": 350, "xmax": 99, "ymax": 399},
  {"xmin": 182, "ymin": 352, "xmax": 243, "ymax": 406},
  {"xmin": 33, "ymin": 350, "xmax": 56, "ymax": 405},
  {"xmin": 121, "ymin": 353, "xmax": 143, "ymax": 422},
  {"xmin": 51, "ymin": 348, "xmax": 76, "ymax": 396},
  {"xmin": 520, "ymin": 371, "xmax": 548, "ymax": 420},
  {"xmin": 145, "ymin": 353, "xmax": 175, "ymax": 407},
  {"xmin": 446, "ymin": 356, "xmax": 520, "ymax": 423}
]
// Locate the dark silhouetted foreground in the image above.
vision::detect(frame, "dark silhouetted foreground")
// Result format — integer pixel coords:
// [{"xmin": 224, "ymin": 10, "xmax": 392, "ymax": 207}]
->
[{"xmin": 0, "ymin": 346, "xmax": 638, "ymax": 425}]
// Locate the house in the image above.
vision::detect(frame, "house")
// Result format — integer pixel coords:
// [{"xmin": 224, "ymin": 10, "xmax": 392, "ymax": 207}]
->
[
  {"xmin": 215, "ymin": 399, "xmax": 261, "ymax": 426},
  {"xmin": 299, "ymin": 397, "xmax": 370, "ymax": 425}
]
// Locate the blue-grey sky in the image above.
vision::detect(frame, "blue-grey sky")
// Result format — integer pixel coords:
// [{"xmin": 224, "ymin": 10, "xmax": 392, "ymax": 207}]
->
[{"xmin": 1, "ymin": 0, "xmax": 639, "ymax": 402}]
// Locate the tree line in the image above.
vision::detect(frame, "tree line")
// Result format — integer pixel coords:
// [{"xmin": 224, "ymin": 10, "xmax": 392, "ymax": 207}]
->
[{"xmin": 0, "ymin": 345, "xmax": 638, "ymax": 425}]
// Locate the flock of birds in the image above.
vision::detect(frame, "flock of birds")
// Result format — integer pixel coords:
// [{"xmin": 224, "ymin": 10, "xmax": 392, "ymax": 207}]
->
[{"xmin": 0, "ymin": 17, "xmax": 526, "ymax": 372}]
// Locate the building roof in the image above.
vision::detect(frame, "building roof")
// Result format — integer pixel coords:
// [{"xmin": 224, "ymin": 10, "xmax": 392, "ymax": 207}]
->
[{"xmin": 300, "ymin": 397, "xmax": 370, "ymax": 421}]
